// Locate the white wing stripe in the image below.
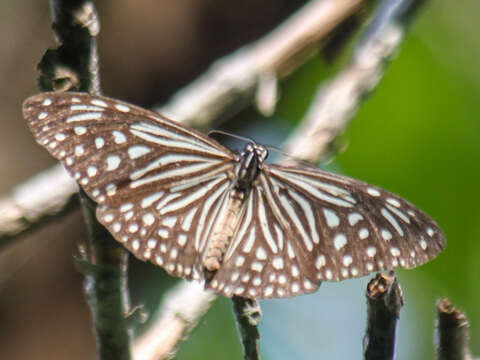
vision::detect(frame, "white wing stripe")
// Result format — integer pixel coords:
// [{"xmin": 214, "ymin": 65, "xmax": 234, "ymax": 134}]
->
[
  {"xmin": 130, "ymin": 128, "xmax": 223, "ymax": 157},
  {"xmin": 288, "ymin": 189, "xmax": 319, "ymax": 244},
  {"xmin": 386, "ymin": 203, "xmax": 411, "ymax": 224},
  {"xmin": 381, "ymin": 207, "xmax": 404, "ymax": 236},
  {"xmin": 256, "ymin": 188, "xmax": 278, "ymax": 254},
  {"xmin": 270, "ymin": 168, "xmax": 355, "ymax": 203},
  {"xmin": 130, "ymin": 162, "xmax": 216, "ymax": 188},
  {"xmin": 278, "ymin": 192, "xmax": 314, "ymax": 252},
  {"xmin": 272, "ymin": 171, "xmax": 354, "ymax": 208},
  {"xmin": 159, "ymin": 175, "xmax": 227, "ymax": 215},
  {"xmin": 225, "ymin": 191, "xmax": 254, "ymax": 260}
]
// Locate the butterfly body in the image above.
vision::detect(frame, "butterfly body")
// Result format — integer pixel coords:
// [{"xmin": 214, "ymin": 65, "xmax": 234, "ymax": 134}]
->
[{"xmin": 23, "ymin": 92, "xmax": 446, "ymax": 299}]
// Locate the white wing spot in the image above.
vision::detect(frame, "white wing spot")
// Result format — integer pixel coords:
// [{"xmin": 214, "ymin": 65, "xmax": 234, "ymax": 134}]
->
[
  {"xmin": 351, "ymin": 268, "xmax": 359, "ymax": 276},
  {"xmin": 120, "ymin": 203, "xmax": 133, "ymax": 212},
  {"xmin": 87, "ymin": 166, "xmax": 97, "ymax": 177},
  {"xmin": 387, "ymin": 198, "xmax": 401, "ymax": 207},
  {"xmin": 315, "ymin": 255, "xmax": 326, "ymax": 269},
  {"xmin": 341, "ymin": 268, "xmax": 348, "ymax": 278},
  {"xmin": 269, "ymin": 274, "xmax": 276, "ymax": 283},
  {"xmin": 249, "ymin": 289, "xmax": 257, "ymax": 297},
  {"xmin": 277, "ymin": 289, "xmax": 285, "ymax": 297},
  {"xmin": 128, "ymin": 223, "xmax": 139, "ymax": 233},
  {"xmin": 291, "ymin": 265, "xmax": 299, "ymax": 277},
  {"xmin": 113, "ymin": 130, "xmax": 127, "ymax": 144},
  {"xmin": 103, "ymin": 214, "xmax": 114, "ymax": 223},
  {"xmin": 253, "ymin": 277, "xmax": 261, "ymax": 286},
  {"xmin": 241, "ymin": 274, "xmax": 250, "ymax": 282},
  {"xmin": 323, "ymin": 208, "xmax": 340, "ymax": 228},
  {"xmin": 142, "ymin": 213, "xmax": 155, "ymax": 226},
  {"xmin": 231, "ymin": 272, "xmax": 240, "ymax": 282},
  {"xmin": 334, "ymin": 234, "xmax": 347, "ymax": 250},
  {"xmin": 95, "ymin": 137, "xmax": 105, "ymax": 149},
  {"xmin": 264, "ymin": 286, "xmax": 274, "ymax": 296},
  {"xmin": 359, "ymin": 228, "xmax": 369, "ymax": 239},
  {"xmin": 367, "ymin": 262, "xmax": 374, "ymax": 271},
  {"xmin": 348, "ymin": 212, "xmax": 364, "ymax": 226},
  {"xmin": 66, "ymin": 112, "xmax": 102, "ymax": 122},
  {"xmin": 251, "ymin": 262, "xmax": 263, "ymax": 272},
  {"xmin": 235, "ymin": 256, "xmax": 245, "ymax": 267},
  {"xmin": 132, "ymin": 240, "xmax": 140, "ymax": 251},
  {"xmin": 80, "ymin": 178, "xmax": 88, "ymax": 185},
  {"xmin": 74, "ymin": 126, "xmax": 87, "ymax": 135},
  {"xmin": 155, "ymin": 229, "xmax": 167, "ymax": 239},
  {"xmin": 106, "ymin": 183, "xmax": 117, "ymax": 196},
  {"xmin": 292, "ymin": 283, "xmax": 300, "ymax": 293},
  {"xmin": 74, "ymin": 145, "xmax": 85, "ymax": 156},
  {"xmin": 55, "ymin": 133, "xmax": 66, "ymax": 141},
  {"xmin": 325, "ymin": 269, "xmax": 333, "ymax": 280},
  {"xmin": 255, "ymin": 247, "xmax": 267, "ymax": 260},
  {"xmin": 367, "ymin": 187, "xmax": 380, "ymax": 197},
  {"xmin": 160, "ymin": 244, "xmax": 167, "ymax": 253},
  {"xmin": 303, "ymin": 280, "xmax": 312, "ymax": 290},
  {"xmin": 91, "ymin": 99, "xmax": 108, "ymax": 107},
  {"xmin": 272, "ymin": 258, "xmax": 284, "ymax": 270},
  {"xmin": 366, "ymin": 246, "xmax": 376, "ymax": 257},
  {"xmin": 161, "ymin": 216, "xmax": 177, "ymax": 228},
  {"xmin": 147, "ymin": 239, "xmax": 157, "ymax": 249},
  {"xmin": 114, "ymin": 103, "xmax": 130, "ymax": 112},
  {"xmin": 235, "ymin": 287, "xmax": 244, "ymax": 295},
  {"xmin": 342, "ymin": 255, "xmax": 353, "ymax": 267},
  {"xmin": 48, "ymin": 141, "xmax": 57, "ymax": 149},
  {"xmin": 113, "ymin": 223, "xmax": 121, "ymax": 232},
  {"xmin": 106, "ymin": 155, "xmax": 121, "ymax": 171},
  {"xmin": 92, "ymin": 189, "xmax": 100, "ymax": 197},
  {"xmin": 177, "ymin": 234, "xmax": 187, "ymax": 247},
  {"xmin": 427, "ymin": 227, "xmax": 435, "ymax": 237},
  {"xmin": 128, "ymin": 145, "xmax": 151, "ymax": 159},
  {"xmin": 38, "ymin": 112, "xmax": 48, "ymax": 120},
  {"xmin": 42, "ymin": 98, "xmax": 52, "ymax": 106},
  {"xmin": 125, "ymin": 211, "xmax": 134, "ymax": 220},
  {"xmin": 74, "ymin": 172, "xmax": 81, "ymax": 180},
  {"xmin": 66, "ymin": 157, "xmax": 73, "ymax": 166},
  {"xmin": 278, "ymin": 275, "xmax": 286, "ymax": 284},
  {"xmin": 170, "ymin": 248, "xmax": 178, "ymax": 259},
  {"xmin": 381, "ymin": 229, "xmax": 393, "ymax": 241},
  {"xmin": 390, "ymin": 247, "xmax": 401, "ymax": 257},
  {"xmin": 420, "ymin": 238, "xmax": 428, "ymax": 250}
]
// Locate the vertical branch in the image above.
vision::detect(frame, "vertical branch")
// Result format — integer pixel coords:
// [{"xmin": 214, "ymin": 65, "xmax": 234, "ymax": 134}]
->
[
  {"xmin": 363, "ymin": 272, "xmax": 403, "ymax": 360},
  {"xmin": 232, "ymin": 297, "xmax": 262, "ymax": 360},
  {"xmin": 39, "ymin": 1, "xmax": 132, "ymax": 359},
  {"xmin": 434, "ymin": 298, "xmax": 473, "ymax": 360}
]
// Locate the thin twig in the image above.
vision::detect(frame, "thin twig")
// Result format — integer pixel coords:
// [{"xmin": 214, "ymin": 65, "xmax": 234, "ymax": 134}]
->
[
  {"xmin": 132, "ymin": 282, "xmax": 216, "ymax": 360},
  {"xmin": 435, "ymin": 298, "xmax": 473, "ymax": 360},
  {"xmin": 45, "ymin": 1, "xmax": 132, "ymax": 359},
  {"xmin": 232, "ymin": 297, "xmax": 262, "ymax": 360},
  {"xmin": 284, "ymin": 0, "xmax": 430, "ymax": 163},
  {"xmin": 363, "ymin": 271, "xmax": 403, "ymax": 360}
]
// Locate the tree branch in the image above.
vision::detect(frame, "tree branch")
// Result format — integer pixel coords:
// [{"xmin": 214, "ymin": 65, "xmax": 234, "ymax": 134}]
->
[
  {"xmin": 363, "ymin": 271, "xmax": 403, "ymax": 360},
  {"xmin": 435, "ymin": 298, "xmax": 473, "ymax": 360},
  {"xmin": 232, "ymin": 297, "xmax": 262, "ymax": 360},
  {"xmin": 284, "ymin": 0, "xmax": 430, "ymax": 163},
  {"xmin": 44, "ymin": 1, "xmax": 132, "ymax": 359}
]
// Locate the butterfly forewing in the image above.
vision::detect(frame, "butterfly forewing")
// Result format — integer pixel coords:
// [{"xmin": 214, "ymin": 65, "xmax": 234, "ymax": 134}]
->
[
  {"xmin": 23, "ymin": 91, "xmax": 446, "ymax": 300},
  {"xmin": 23, "ymin": 92, "xmax": 236, "ymax": 206},
  {"xmin": 263, "ymin": 164, "xmax": 445, "ymax": 281}
]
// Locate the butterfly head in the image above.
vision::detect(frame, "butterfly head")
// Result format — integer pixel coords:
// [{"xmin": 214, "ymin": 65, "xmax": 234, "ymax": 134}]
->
[{"xmin": 233, "ymin": 143, "xmax": 268, "ymax": 191}]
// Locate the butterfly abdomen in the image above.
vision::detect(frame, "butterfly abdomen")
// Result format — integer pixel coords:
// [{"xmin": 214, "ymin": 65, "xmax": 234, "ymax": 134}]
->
[{"xmin": 203, "ymin": 189, "xmax": 246, "ymax": 272}]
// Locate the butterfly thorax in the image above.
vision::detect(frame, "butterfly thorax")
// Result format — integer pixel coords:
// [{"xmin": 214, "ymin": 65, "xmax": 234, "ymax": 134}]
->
[{"xmin": 203, "ymin": 143, "xmax": 267, "ymax": 275}]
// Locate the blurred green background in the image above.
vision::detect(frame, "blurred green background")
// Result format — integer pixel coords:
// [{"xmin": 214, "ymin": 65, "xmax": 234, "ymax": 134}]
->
[{"xmin": 0, "ymin": 1, "xmax": 478, "ymax": 359}]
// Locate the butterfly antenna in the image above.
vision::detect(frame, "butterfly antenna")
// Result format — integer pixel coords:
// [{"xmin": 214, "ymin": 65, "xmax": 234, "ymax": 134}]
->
[
  {"xmin": 208, "ymin": 130, "xmax": 255, "ymax": 144},
  {"xmin": 264, "ymin": 144, "xmax": 317, "ymax": 167}
]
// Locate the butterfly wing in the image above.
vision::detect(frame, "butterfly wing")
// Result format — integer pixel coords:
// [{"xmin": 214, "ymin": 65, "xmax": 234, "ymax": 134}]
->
[
  {"xmin": 23, "ymin": 92, "xmax": 236, "ymax": 277},
  {"xmin": 263, "ymin": 164, "xmax": 445, "ymax": 282},
  {"xmin": 209, "ymin": 163, "xmax": 445, "ymax": 299}
]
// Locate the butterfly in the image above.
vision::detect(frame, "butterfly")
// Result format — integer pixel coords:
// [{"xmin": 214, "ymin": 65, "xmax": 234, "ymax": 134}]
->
[{"xmin": 23, "ymin": 92, "xmax": 445, "ymax": 299}]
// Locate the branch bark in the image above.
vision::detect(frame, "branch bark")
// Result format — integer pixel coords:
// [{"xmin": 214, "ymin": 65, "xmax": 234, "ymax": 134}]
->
[
  {"xmin": 232, "ymin": 297, "xmax": 262, "ymax": 360},
  {"xmin": 44, "ymin": 1, "xmax": 133, "ymax": 359},
  {"xmin": 363, "ymin": 271, "xmax": 403, "ymax": 360},
  {"xmin": 435, "ymin": 298, "xmax": 473, "ymax": 360}
]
